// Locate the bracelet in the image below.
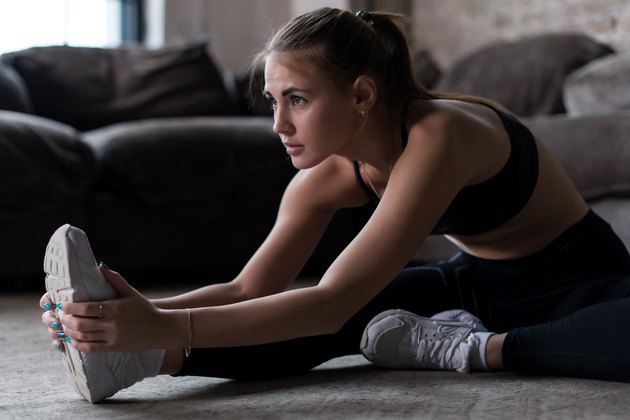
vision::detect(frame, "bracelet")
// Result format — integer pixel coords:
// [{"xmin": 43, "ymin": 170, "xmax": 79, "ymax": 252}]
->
[{"xmin": 185, "ymin": 308, "xmax": 192, "ymax": 357}]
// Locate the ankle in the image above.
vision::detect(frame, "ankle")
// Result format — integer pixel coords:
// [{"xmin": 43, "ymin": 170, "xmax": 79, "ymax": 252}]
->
[
  {"xmin": 485, "ymin": 333, "xmax": 506, "ymax": 370},
  {"xmin": 469, "ymin": 332, "xmax": 494, "ymax": 371},
  {"xmin": 160, "ymin": 349, "xmax": 184, "ymax": 375}
]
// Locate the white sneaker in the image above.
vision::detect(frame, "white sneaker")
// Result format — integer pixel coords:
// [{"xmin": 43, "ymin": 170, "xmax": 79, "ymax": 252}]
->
[
  {"xmin": 44, "ymin": 224, "xmax": 162, "ymax": 403},
  {"xmin": 431, "ymin": 309, "xmax": 488, "ymax": 332},
  {"xmin": 44, "ymin": 224, "xmax": 116, "ymax": 305},
  {"xmin": 360, "ymin": 309, "xmax": 481, "ymax": 373}
]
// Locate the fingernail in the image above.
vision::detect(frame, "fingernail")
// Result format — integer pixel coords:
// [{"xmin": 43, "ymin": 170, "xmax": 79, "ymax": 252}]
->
[
  {"xmin": 55, "ymin": 342, "xmax": 61, "ymax": 350},
  {"xmin": 99, "ymin": 261, "xmax": 111, "ymax": 270},
  {"xmin": 65, "ymin": 337, "xmax": 72, "ymax": 343},
  {"xmin": 56, "ymin": 303, "xmax": 63, "ymax": 310},
  {"xmin": 56, "ymin": 332, "xmax": 65, "ymax": 339},
  {"xmin": 52, "ymin": 321, "xmax": 59, "ymax": 329},
  {"xmin": 44, "ymin": 303, "xmax": 51, "ymax": 311}
]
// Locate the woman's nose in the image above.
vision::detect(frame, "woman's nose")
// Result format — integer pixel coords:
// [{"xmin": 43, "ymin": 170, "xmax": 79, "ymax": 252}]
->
[{"xmin": 272, "ymin": 107, "xmax": 294, "ymax": 136}]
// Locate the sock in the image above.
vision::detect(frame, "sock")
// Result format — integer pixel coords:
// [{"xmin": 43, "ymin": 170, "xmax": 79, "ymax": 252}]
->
[
  {"xmin": 470, "ymin": 332, "xmax": 495, "ymax": 371},
  {"xmin": 139, "ymin": 349, "xmax": 166, "ymax": 378}
]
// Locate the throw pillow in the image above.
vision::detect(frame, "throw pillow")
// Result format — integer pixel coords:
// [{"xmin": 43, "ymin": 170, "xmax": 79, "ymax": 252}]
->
[
  {"xmin": 413, "ymin": 49, "xmax": 442, "ymax": 89},
  {"xmin": 436, "ymin": 34, "xmax": 614, "ymax": 116},
  {"xmin": 1, "ymin": 42, "xmax": 238, "ymax": 131},
  {"xmin": 563, "ymin": 53, "xmax": 630, "ymax": 115}
]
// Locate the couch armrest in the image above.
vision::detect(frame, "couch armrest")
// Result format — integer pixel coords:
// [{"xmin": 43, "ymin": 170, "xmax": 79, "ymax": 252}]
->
[
  {"xmin": 0, "ymin": 63, "xmax": 33, "ymax": 113},
  {"xmin": 0, "ymin": 110, "xmax": 95, "ymax": 219},
  {"xmin": 522, "ymin": 111, "xmax": 630, "ymax": 201}
]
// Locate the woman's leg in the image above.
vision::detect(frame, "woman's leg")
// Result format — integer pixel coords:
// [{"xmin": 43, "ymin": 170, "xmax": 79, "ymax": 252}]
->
[
  {"xmin": 503, "ymin": 275, "xmax": 630, "ymax": 382},
  {"xmin": 176, "ymin": 260, "xmax": 468, "ymax": 380},
  {"xmin": 361, "ymin": 211, "xmax": 630, "ymax": 377}
]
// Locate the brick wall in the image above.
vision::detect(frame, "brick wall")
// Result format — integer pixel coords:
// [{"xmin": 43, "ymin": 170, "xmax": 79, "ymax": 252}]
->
[{"xmin": 411, "ymin": 0, "xmax": 630, "ymax": 69}]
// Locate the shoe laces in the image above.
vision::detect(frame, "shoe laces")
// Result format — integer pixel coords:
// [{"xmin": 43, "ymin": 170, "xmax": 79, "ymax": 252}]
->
[{"xmin": 413, "ymin": 321, "xmax": 476, "ymax": 372}]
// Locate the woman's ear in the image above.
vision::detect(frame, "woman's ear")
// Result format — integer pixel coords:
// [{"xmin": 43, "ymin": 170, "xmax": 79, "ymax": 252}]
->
[{"xmin": 353, "ymin": 75, "xmax": 377, "ymax": 114}]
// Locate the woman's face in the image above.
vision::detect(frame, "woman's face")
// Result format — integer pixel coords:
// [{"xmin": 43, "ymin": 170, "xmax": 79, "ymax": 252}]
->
[{"xmin": 263, "ymin": 52, "xmax": 359, "ymax": 169}]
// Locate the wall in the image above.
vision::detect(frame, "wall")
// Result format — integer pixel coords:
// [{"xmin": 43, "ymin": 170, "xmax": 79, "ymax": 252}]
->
[
  {"xmin": 156, "ymin": 0, "xmax": 630, "ymax": 72},
  {"xmin": 158, "ymin": 0, "xmax": 348, "ymax": 73},
  {"xmin": 411, "ymin": 0, "xmax": 630, "ymax": 69}
]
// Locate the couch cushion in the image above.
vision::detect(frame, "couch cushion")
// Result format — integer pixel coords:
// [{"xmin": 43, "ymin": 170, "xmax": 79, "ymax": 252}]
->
[
  {"xmin": 84, "ymin": 117, "xmax": 295, "ymax": 214},
  {"xmin": 0, "ymin": 62, "xmax": 32, "ymax": 113},
  {"xmin": 563, "ymin": 53, "xmax": 630, "ymax": 115},
  {"xmin": 1, "ymin": 42, "xmax": 238, "ymax": 131},
  {"xmin": 590, "ymin": 198, "xmax": 630, "ymax": 252},
  {"xmin": 0, "ymin": 111, "xmax": 96, "ymax": 219},
  {"xmin": 437, "ymin": 34, "xmax": 614, "ymax": 116},
  {"xmin": 522, "ymin": 111, "xmax": 630, "ymax": 200}
]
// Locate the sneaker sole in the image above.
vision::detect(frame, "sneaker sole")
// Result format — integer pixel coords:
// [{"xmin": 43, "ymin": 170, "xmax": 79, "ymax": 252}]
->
[{"xmin": 43, "ymin": 224, "xmax": 115, "ymax": 403}]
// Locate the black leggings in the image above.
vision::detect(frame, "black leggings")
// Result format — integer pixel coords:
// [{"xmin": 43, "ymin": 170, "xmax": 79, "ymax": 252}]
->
[{"xmin": 179, "ymin": 210, "xmax": 630, "ymax": 382}]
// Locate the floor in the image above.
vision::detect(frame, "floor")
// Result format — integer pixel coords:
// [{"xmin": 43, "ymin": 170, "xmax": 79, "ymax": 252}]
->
[{"xmin": 3, "ymin": 290, "xmax": 630, "ymax": 419}]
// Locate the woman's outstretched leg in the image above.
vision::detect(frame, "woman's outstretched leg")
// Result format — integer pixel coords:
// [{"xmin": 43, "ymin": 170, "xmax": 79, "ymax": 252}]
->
[{"xmin": 176, "ymin": 262, "xmax": 468, "ymax": 380}]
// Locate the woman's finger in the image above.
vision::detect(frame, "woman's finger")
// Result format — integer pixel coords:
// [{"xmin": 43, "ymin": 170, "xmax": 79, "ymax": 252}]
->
[
  {"xmin": 60, "ymin": 301, "xmax": 110, "ymax": 318},
  {"xmin": 51, "ymin": 339, "xmax": 65, "ymax": 353},
  {"xmin": 63, "ymin": 328, "xmax": 109, "ymax": 344},
  {"xmin": 39, "ymin": 293, "xmax": 53, "ymax": 311},
  {"xmin": 60, "ymin": 314, "xmax": 108, "ymax": 340}
]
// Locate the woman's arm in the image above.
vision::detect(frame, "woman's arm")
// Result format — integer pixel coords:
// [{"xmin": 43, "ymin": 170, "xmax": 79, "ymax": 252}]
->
[
  {"xmin": 59, "ymin": 121, "xmax": 476, "ymax": 352},
  {"xmin": 164, "ymin": 123, "xmax": 472, "ymax": 350},
  {"xmin": 150, "ymin": 155, "xmax": 371, "ymax": 309},
  {"xmin": 150, "ymin": 282, "xmax": 247, "ymax": 310}
]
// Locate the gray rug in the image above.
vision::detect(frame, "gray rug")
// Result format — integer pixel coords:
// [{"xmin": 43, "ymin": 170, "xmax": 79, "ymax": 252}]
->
[{"xmin": 3, "ymin": 291, "xmax": 630, "ymax": 419}]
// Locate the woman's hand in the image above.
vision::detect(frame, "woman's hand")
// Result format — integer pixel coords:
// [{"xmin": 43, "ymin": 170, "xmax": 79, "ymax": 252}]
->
[{"xmin": 41, "ymin": 268, "xmax": 185, "ymax": 353}]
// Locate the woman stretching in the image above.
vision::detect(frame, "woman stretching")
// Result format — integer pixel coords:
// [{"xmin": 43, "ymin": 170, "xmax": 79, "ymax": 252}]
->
[{"xmin": 40, "ymin": 7, "xmax": 630, "ymax": 403}]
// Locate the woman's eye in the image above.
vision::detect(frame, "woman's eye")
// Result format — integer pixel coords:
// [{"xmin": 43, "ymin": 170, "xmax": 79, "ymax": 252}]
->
[
  {"xmin": 291, "ymin": 96, "xmax": 305, "ymax": 106},
  {"xmin": 267, "ymin": 98, "xmax": 277, "ymax": 110}
]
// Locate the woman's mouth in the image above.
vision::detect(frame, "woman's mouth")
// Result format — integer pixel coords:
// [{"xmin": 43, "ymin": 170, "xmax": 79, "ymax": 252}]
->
[{"xmin": 283, "ymin": 142, "xmax": 304, "ymax": 156}]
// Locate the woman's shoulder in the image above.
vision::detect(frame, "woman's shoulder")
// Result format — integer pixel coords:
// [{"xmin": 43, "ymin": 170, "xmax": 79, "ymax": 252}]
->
[
  {"xmin": 403, "ymin": 99, "xmax": 513, "ymax": 184},
  {"xmin": 407, "ymin": 99, "xmax": 499, "ymax": 133},
  {"xmin": 408, "ymin": 99, "xmax": 509, "ymax": 145}
]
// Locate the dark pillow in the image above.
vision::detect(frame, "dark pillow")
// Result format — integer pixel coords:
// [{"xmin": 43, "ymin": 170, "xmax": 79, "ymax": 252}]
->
[
  {"xmin": 1, "ymin": 42, "xmax": 238, "ymax": 130},
  {"xmin": 0, "ymin": 62, "xmax": 32, "ymax": 113},
  {"xmin": 413, "ymin": 50, "xmax": 442, "ymax": 89},
  {"xmin": 436, "ymin": 34, "xmax": 614, "ymax": 116},
  {"xmin": 228, "ymin": 69, "xmax": 273, "ymax": 117}
]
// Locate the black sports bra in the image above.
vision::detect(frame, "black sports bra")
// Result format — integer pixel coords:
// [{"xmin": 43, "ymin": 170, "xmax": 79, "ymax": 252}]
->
[{"xmin": 353, "ymin": 107, "xmax": 539, "ymax": 236}]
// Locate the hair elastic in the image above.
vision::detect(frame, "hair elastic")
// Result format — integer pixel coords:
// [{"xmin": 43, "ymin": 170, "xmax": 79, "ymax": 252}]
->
[{"xmin": 355, "ymin": 10, "xmax": 374, "ymax": 25}]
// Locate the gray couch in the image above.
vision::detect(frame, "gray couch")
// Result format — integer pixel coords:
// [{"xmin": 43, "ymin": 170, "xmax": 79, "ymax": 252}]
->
[{"xmin": 1, "ymin": 34, "xmax": 628, "ymax": 290}]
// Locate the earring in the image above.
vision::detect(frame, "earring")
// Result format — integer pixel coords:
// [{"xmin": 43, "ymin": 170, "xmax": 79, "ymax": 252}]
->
[{"xmin": 360, "ymin": 109, "xmax": 366, "ymax": 118}]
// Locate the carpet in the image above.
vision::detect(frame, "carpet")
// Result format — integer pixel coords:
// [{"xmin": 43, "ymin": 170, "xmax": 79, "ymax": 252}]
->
[{"xmin": 3, "ymin": 291, "xmax": 630, "ymax": 419}]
